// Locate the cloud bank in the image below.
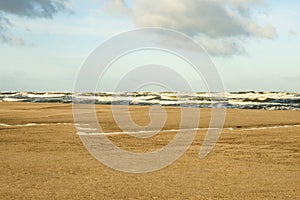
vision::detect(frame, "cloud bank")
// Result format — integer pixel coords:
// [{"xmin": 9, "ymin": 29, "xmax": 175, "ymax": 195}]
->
[
  {"xmin": 105, "ymin": 0, "xmax": 277, "ymax": 56},
  {"xmin": 0, "ymin": 0, "xmax": 69, "ymax": 44}
]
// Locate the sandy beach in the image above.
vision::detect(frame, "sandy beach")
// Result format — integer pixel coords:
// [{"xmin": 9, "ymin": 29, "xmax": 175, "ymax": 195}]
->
[{"xmin": 0, "ymin": 102, "xmax": 299, "ymax": 199}]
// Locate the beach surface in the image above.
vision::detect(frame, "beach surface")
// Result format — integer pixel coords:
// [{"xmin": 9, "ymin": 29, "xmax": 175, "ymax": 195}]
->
[{"xmin": 1, "ymin": 102, "xmax": 299, "ymax": 199}]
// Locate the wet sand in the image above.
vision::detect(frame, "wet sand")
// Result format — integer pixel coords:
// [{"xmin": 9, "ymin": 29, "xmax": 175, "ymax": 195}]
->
[{"xmin": 0, "ymin": 102, "xmax": 300, "ymax": 199}]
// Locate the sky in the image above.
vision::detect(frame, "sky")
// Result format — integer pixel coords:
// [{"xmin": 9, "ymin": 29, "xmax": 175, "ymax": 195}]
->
[{"xmin": 0, "ymin": 0, "xmax": 299, "ymax": 92}]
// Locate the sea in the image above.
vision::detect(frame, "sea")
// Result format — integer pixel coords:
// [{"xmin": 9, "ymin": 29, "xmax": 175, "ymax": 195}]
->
[{"xmin": 0, "ymin": 91, "xmax": 299, "ymax": 110}]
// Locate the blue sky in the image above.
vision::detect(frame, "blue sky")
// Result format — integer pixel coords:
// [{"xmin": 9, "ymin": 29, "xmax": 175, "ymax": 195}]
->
[{"xmin": 0, "ymin": 0, "xmax": 299, "ymax": 92}]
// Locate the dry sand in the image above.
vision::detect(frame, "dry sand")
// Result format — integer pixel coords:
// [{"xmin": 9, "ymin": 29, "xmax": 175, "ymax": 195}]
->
[{"xmin": 0, "ymin": 102, "xmax": 299, "ymax": 199}]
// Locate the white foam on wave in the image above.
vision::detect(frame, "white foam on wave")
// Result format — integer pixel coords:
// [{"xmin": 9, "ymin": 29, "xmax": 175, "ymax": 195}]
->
[
  {"xmin": 228, "ymin": 100, "xmax": 281, "ymax": 106},
  {"xmin": 1, "ymin": 91, "xmax": 299, "ymax": 110},
  {"xmin": 2, "ymin": 98, "xmax": 26, "ymax": 102},
  {"xmin": 27, "ymin": 93, "xmax": 65, "ymax": 98},
  {"xmin": 225, "ymin": 92, "xmax": 298, "ymax": 100}
]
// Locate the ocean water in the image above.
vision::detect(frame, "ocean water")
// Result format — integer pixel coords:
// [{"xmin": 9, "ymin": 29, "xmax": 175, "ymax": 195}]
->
[{"xmin": 0, "ymin": 91, "xmax": 299, "ymax": 110}]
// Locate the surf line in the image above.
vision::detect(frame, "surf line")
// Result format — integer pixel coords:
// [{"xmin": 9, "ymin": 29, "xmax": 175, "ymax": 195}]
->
[
  {"xmin": 77, "ymin": 124, "xmax": 300, "ymax": 136},
  {"xmin": 0, "ymin": 123, "xmax": 73, "ymax": 127},
  {"xmin": 1, "ymin": 123, "xmax": 299, "ymax": 134}
]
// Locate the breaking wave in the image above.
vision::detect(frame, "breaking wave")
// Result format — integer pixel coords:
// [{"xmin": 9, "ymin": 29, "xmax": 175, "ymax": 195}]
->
[{"xmin": 0, "ymin": 91, "xmax": 299, "ymax": 110}]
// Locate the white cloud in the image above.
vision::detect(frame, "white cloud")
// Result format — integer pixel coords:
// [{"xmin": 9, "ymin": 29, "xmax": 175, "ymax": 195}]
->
[
  {"xmin": 288, "ymin": 29, "xmax": 297, "ymax": 38},
  {"xmin": 104, "ymin": 0, "xmax": 130, "ymax": 16},
  {"xmin": 196, "ymin": 35, "xmax": 245, "ymax": 56},
  {"xmin": 104, "ymin": 0, "xmax": 277, "ymax": 56}
]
